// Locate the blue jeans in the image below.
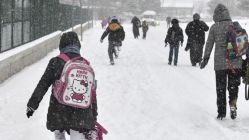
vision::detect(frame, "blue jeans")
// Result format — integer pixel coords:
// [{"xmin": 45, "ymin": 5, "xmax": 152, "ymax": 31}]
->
[
  {"xmin": 108, "ymin": 41, "xmax": 120, "ymax": 61},
  {"xmin": 168, "ymin": 44, "xmax": 179, "ymax": 65}
]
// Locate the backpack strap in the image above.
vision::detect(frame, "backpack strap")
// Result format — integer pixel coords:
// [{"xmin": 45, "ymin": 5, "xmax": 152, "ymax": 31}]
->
[
  {"xmin": 57, "ymin": 53, "xmax": 70, "ymax": 62},
  {"xmin": 57, "ymin": 54, "xmax": 90, "ymax": 66},
  {"xmin": 226, "ymin": 58, "xmax": 236, "ymax": 74}
]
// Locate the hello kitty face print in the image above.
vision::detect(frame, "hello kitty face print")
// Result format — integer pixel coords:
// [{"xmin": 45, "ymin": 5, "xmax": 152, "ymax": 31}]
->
[
  {"xmin": 73, "ymin": 79, "xmax": 88, "ymax": 94},
  {"xmin": 71, "ymin": 79, "xmax": 88, "ymax": 103}
]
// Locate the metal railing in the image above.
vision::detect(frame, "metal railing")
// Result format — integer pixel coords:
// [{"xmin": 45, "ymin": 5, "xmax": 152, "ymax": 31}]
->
[{"xmin": 0, "ymin": 0, "xmax": 92, "ymax": 53}]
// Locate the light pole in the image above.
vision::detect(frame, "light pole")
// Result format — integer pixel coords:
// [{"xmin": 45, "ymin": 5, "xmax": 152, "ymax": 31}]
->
[
  {"xmin": 72, "ymin": 0, "xmax": 76, "ymax": 31},
  {"xmin": 79, "ymin": 0, "xmax": 83, "ymax": 41},
  {"xmin": 87, "ymin": 0, "xmax": 90, "ymax": 29},
  {"xmin": 91, "ymin": 0, "xmax": 93, "ymax": 27}
]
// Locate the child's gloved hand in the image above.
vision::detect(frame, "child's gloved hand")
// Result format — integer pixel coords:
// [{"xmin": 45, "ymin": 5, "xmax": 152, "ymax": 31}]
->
[
  {"xmin": 100, "ymin": 39, "xmax": 103, "ymax": 43},
  {"xmin": 165, "ymin": 43, "xmax": 168, "ymax": 47},
  {"xmin": 26, "ymin": 106, "xmax": 35, "ymax": 118}
]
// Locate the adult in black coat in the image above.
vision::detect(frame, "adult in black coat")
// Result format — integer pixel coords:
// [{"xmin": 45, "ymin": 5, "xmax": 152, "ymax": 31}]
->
[
  {"xmin": 26, "ymin": 32, "xmax": 98, "ymax": 139},
  {"xmin": 185, "ymin": 13, "xmax": 209, "ymax": 66},
  {"xmin": 131, "ymin": 16, "xmax": 141, "ymax": 39},
  {"xmin": 100, "ymin": 17, "xmax": 125, "ymax": 65}
]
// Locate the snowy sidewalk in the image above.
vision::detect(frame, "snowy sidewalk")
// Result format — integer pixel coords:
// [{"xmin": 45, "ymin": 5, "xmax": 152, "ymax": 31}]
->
[{"xmin": 1, "ymin": 22, "xmax": 249, "ymax": 140}]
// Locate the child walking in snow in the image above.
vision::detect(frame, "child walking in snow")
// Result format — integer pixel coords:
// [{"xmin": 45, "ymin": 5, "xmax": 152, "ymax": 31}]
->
[
  {"xmin": 142, "ymin": 20, "xmax": 149, "ymax": 39},
  {"xmin": 100, "ymin": 16, "xmax": 125, "ymax": 65},
  {"xmin": 164, "ymin": 18, "xmax": 184, "ymax": 66},
  {"xmin": 26, "ymin": 31, "xmax": 98, "ymax": 140}
]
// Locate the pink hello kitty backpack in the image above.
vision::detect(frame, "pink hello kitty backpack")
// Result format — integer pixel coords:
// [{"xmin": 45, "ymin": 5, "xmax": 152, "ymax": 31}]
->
[{"xmin": 52, "ymin": 54, "xmax": 96, "ymax": 109}]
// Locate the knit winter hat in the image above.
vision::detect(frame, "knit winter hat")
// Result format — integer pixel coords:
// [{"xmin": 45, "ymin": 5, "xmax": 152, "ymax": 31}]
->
[
  {"xmin": 59, "ymin": 31, "xmax": 81, "ymax": 51},
  {"xmin": 111, "ymin": 16, "xmax": 119, "ymax": 23},
  {"xmin": 171, "ymin": 18, "xmax": 179, "ymax": 25},
  {"xmin": 193, "ymin": 13, "xmax": 200, "ymax": 20}
]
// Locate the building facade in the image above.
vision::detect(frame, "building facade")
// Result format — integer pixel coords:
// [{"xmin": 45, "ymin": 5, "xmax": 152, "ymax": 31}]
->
[{"xmin": 160, "ymin": 2, "xmax": 194, "ymax": 19}]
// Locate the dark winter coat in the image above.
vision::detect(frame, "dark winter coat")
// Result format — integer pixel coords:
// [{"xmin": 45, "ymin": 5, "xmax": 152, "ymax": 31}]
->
[
  {"xmin": 202, "ymin": 4, "xmax": 242, "ymax": 70},
  {"xmin": 101, "ymin": 22, "xmax": 125, "ymax": 42},
  {"xmin": 131, "ymin": 16, "xmax": 141, "ymax": 37},
  {"xmin": 185, "ymin": 20, "xmax": 209, "ymax": 45},
  {"xmin": 165, "ymin": 21, "xmax": 184, "ymax": 46},
  {"xmin": 142, "ymin": 21, "xmax": 149, "ymax": 33},
  {"xmin": 27, "ymin": 52, "xmax": 98, "ymax": 132}
]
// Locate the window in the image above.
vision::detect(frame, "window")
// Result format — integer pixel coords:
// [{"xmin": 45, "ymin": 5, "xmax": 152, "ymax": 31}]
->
[
  {"xmin": 1, "ymin": 24, "xmax": 12, "ymax": 51},
  {"xmin": 13, "ymin": 22, "xmax": 22, "ymax": 46},
  {"xmin": 23, "ymin": 0, "xmax": 31, "ymax": 43},
  {"xmin": 23, "ymin": 0, "xmax": 30, "ymax": 20},
  {"xmin": 23, "ymin": 21, "xmax": 30, "ymax": 43},
  {"xmin": 14, "ymin": 0, "xmax": 22, "ymax": 21},
  {"xmin": 1, "ymin": 0, "xmax": 12, "ymax": 23}
]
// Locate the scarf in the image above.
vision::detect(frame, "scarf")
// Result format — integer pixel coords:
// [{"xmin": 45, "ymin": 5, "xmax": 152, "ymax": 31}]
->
[{"xmin": 60, "ymin": 45, "xmax": 80, "ymax": 54}]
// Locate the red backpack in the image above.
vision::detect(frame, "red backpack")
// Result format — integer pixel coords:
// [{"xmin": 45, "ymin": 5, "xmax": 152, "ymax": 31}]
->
[{"xmin": 52, "ymin": 54, "xmax": 96, "ymax": 109}]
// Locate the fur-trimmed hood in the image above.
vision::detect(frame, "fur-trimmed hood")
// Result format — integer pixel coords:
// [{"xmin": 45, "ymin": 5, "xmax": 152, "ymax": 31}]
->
[{"xmin": 108, "ymin": 23, "xmax": 121, "ymax": 31}]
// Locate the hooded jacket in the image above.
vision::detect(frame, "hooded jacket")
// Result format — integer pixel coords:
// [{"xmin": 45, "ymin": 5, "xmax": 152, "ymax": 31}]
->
[
  {"xmin": 203, "ymin": 4, "xmax": 242, "ymax": 70},
  {"xmin": 165, "ymin": 19, "xmax": 184, "ymax": 45},
  {"xmin": 101, "ymin": 22, "xmax": 125, "ymax": 42}
]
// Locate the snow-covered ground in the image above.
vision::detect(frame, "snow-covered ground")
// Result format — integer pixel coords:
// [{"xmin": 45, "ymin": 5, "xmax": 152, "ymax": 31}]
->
[{"xmin": 1, "ymin": 20, "xmax": 249, "ymax": 140}]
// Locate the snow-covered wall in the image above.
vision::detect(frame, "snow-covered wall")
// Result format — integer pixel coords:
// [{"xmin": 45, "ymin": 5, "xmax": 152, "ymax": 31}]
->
[{"xmin": 0, "ymin": 22, "xmax": 92, "ymax": 83}]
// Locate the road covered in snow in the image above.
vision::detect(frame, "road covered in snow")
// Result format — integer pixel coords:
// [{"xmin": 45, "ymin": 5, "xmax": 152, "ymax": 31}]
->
[{"xmin": 1, "ymin": 20, "xmax": 249, "ymax": 140}]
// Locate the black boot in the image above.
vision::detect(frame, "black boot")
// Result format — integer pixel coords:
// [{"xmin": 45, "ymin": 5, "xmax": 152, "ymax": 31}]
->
[
  {"xmin": 230, "ymin": 106, "xmax": 237, "ymax": 120},
  {"xmin": 110, "ymin": 60, "xmax": 114, "ymax": 65},
  {"xmin": 217, "ymin": 114, "xmax": 226, "ymax": 120}
]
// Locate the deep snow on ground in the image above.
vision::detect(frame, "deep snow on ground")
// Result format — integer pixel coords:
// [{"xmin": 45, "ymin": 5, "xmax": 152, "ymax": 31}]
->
[{"xmin": 1, "ymin": 20, "xmax": 249, "ymax": 140}]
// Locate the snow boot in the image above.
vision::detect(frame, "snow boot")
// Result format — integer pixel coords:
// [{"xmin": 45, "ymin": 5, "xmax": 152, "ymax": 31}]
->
[
  {"xmin": 110, "ymin": 60, "xmax": 115, "ymax": 65},
  {"xmin": 230, "ymin": 106, "xmax": 237, "ymax": 120},
  {"xmin": 229, "ymin": 98, "xmax": 237, "ymax": 119},
  {"xmin": 217, "ymin": 114, "xmax": 226, "ymax": 120}
]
